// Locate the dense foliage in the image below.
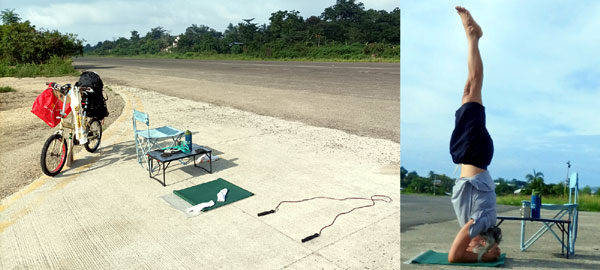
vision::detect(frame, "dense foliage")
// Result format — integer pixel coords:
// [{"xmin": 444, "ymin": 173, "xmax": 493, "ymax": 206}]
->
[
  {"xmin": 0, "ymin": 9, "xmax": 83, "ymax": 65},
  {"xmin": 401, "ymin": 167, "xmax": 596, "ymax": 197},
  {"xmin": 85, "ymin": 0, "xmax": 400, "ymax": 60}
]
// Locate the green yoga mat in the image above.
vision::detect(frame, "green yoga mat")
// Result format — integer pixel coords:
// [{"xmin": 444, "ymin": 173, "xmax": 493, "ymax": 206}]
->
[
  {"xmin": 173, "ymin": 178, "xmax": 253, "ymax": 211},
  {"xmin": 406, "ymin": 250, "xmax": 506, "ymax": 267}
]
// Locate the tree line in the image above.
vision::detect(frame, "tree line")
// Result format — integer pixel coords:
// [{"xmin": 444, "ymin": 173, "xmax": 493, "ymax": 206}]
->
[
  {"xmin": 401, "ymin": 167, "xmax": 596, "ymax": 196},
  {"xmin": 84, "ymin": 0, "xmax": 400, "ymax": 60},
  {"xmin": 0, "ymin": 9, "xmax": 83, "ymax": 65}
]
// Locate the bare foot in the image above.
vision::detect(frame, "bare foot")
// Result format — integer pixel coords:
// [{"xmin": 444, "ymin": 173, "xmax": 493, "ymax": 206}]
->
[{"xmin": 456, "ymin": 6, "xmax": 482, "ymax": 40}]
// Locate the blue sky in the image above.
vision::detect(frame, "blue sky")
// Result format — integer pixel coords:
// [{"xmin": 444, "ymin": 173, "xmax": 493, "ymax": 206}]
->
[
  {"xmin": 401, "ymin": 1, "xmax": 600, "ymax": 188},
  {"xmin": 3, "ymin": 0, "xmax": 398, "ymax": 45}
]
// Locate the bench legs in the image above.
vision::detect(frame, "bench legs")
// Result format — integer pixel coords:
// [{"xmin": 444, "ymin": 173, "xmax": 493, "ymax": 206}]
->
[
  {"xmin": 193, "ymin": 152, "xmax": 212, "ymax": 174},
  {"xmin": 147, "ymin": 151, "xmax": 213, "ymax": 187},
  {"xmin": 148, "ymin": 157, "xmax": 167, "ymax": 186}
]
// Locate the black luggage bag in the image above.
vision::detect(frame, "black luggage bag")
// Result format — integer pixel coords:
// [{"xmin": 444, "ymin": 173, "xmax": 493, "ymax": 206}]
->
[{"xmin": 76, "ymin": 71, "xmax": 109, "ymax": 120}]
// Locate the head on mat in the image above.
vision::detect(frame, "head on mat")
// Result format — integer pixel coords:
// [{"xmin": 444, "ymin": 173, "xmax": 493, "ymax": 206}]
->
[
  {"xmin": 447, "ymin": 6, "xmax": 501, "ymax": 263},
  {"xmin": 468, "ymin": 226, "xmax": 502, "ymax": 261}
]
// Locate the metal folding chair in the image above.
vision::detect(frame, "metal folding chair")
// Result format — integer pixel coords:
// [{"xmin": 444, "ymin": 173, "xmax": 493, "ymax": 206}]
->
[
  {"xmin": 133, "ymin": 109, "xmax": 184, "ymax": 168},
  {"xmin": 520, "ymin": 172, "xmax": 579, "ymax": 255}
]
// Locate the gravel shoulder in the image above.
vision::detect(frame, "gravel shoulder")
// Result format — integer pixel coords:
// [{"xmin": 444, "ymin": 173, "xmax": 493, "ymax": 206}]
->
[{"xmin": 0, "ymin": 76, "xmax": 124, "ymax": 200}]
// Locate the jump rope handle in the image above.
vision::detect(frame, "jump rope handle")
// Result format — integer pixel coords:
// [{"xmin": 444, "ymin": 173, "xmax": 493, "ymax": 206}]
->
[
  {"xmin": 301, "ymin": 233, "xmax": 320, "ymax": 243},
  {"xmin": 257, "ymin": 210, "xmax": 275, "ymax": 216}
]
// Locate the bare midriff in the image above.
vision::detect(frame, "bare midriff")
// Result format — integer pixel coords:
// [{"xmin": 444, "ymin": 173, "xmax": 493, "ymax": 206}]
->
[{"xmin": 460, "ymin": 164, "xmax": 486, "ymax": 178}]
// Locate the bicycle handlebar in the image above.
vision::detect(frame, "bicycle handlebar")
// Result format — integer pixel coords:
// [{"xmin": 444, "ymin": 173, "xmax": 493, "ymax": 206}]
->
[
  {"xmin": 79, "ymin": 86, "xmax": 94, "ymax": 93},
  {"xmin": 46, "ymin": 82, "xmax": 94, "ymax": 94}
]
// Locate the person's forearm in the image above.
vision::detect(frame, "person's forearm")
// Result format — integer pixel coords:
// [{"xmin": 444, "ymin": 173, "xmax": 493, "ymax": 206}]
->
[
  {"xmin": 450, "ymin": 251, "xmax": 480, "ymax": 263},
  {"xmin": 452, "ymin": 250, "xmax": 498, "ymax": 262}
]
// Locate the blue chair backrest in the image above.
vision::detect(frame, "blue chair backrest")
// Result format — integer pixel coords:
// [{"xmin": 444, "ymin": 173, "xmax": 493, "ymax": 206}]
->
[
  {"xmin": 133, "ymin": 109, "xmax": 149, "ymax": 126},
  {"xmin": 569, "ymin": 172, "xmax": 578, "ymax": 204}
]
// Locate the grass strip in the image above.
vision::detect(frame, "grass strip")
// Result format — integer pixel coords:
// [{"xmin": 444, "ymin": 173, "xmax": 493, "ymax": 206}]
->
[
  {"xmin": 496, "ymin": 194, "xmax": 600, "ymax": 212},
  {"xmin": 86, "ymin": 52, "xmax": 400, "ymax": 63},
  {"xmin": 0, "ymin": 56, "xmax": 80, "ymax": 78}
]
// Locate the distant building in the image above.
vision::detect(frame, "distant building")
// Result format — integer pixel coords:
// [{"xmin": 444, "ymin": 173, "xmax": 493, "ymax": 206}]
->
[
  {"xmin": 493, "ymin": 179, "xmax": 526, "ymax": 190},
  {"xmin": 173, "ymin": 36, "xmax": 180, "ymax": 48},
  {"xmin": 509, "ymin": 180, "xmax": 527, "ymax": 189}
]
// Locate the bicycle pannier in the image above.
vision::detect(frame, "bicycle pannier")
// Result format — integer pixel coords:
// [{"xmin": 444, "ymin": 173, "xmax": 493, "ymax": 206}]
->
[
  {"xmin": 77, "ymin": 71, "xmax": 109, "ymax": 120},
  {"xmin": 31, "ymin": 85, "xmax": 72, "ymax": 127}
]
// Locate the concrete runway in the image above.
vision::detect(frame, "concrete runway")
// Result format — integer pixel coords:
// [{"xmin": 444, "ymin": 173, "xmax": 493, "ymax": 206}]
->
[
  {"xmin": 1, "ymin": 84, "xmax": 400, "ymax": 269},
  {"xmin": 73, "ymin": 57, "xmax": 400, "ymax": 142}
]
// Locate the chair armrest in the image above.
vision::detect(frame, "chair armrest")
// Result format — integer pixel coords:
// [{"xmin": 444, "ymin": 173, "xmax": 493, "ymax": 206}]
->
[
  {"xmin": 540, "ymin": 203, "xmax": 577, "ymax": 210},
  {"xmin": 521, "ymin": 200, "xmax": 577, "ymax": 210}
]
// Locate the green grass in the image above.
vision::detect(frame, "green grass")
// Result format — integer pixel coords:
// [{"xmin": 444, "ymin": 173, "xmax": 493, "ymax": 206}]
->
[
  {"xmin": 497, "ymin": 194, "xmax": 600, "ymax": 212},
  {"xmin": 402, "ymin": 191, "xmax": 600, "ymax": 212},
  {"xmin": 87, "ymin": 49, "xmax": 400, "ymax": 63},
  {"xmin": 0, "ymin": 56, "xmax": 80, "ymax": 78},
  {"xmin": 0, "ymin": 86, "xmax": 16, "ymax": 93}
]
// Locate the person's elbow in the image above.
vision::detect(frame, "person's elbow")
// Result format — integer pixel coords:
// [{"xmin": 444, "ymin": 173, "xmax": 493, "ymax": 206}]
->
[{"xmin": 448, "ymin": 251, "xmax": 459, "ymax": 263}]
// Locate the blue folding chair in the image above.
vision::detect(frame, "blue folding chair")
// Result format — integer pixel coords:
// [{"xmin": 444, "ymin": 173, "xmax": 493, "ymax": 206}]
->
[
  {"xmin": 133, "ymin": 109, "xmax": 184, "ymax": 168},
  {"xmin": 520, "ymin": 172, "xmax": 579, "ymax": 255}
]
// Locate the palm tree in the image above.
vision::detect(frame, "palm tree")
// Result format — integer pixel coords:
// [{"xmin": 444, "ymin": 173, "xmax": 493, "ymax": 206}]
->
[
  {"xmin": 525, "ymin": 169, "xmax": 545, "ymax": 194},
  {"xmin": 526, "ymin": 169, "xmax": 544, "ymax": 182}
]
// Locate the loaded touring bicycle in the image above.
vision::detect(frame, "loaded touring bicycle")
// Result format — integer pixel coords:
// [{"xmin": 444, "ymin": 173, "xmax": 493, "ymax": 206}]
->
[{"xmin": 32, "ymin": 71, "xmax": 108, "ymax": 176}]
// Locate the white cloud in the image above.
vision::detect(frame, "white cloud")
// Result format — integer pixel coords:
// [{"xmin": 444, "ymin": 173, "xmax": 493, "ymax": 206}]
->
[{"xmin": 11, "ymin": 0, "xmax": 399, "ymax": 44}]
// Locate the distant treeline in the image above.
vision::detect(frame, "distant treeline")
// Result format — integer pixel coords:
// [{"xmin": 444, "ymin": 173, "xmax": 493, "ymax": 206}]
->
[
  {"xmin": 401, "ymin": 167, "xmax": 596, "ymax": 196},
  {"xmin": 1, "ymin": 9, "xmax": 81, "ymax": 77},
  {"xmin": 0, "ymin": 9, "xmax": 82, "ymax": 65},
  {"xmin": 85, "ymin": 0, "xmax": 400, "ymax": 60}
]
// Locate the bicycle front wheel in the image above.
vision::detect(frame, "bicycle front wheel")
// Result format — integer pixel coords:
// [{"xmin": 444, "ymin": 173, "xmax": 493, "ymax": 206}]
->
[
  {"xmin": 40, "ymin": 134, "xmax": 68, "ymax": 176},
  {"xmin": 84, "ymin": 119, "xmax": 102, "ymax": 152}
]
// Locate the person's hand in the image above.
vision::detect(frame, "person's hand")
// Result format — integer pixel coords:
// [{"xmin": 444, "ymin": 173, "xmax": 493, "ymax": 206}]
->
[{"xmin": 482, "ymin": 244, "xmax": 501, "ymax": 261}]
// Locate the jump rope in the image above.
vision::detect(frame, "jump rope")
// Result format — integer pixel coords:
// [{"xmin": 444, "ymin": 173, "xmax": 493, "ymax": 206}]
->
[{"xmin": 257, "ymin": 195, "xmax": 393, "ymax": 243}]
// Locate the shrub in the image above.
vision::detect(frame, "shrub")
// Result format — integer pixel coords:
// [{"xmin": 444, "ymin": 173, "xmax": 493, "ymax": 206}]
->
[{"xmin": 0, "ymin": 86, "xmax": 15, "ymax": 92}]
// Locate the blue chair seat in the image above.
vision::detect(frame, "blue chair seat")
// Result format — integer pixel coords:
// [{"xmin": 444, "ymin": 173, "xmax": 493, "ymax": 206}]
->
[{"xmin": 136, "ymin": 126, "xmax": 183, "ymax": 139}]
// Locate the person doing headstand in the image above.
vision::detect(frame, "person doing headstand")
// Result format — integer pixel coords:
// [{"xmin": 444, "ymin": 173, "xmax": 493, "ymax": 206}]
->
[{"xmin": 448, "ymin": 6, "xmax": 502, "ymax": 263}]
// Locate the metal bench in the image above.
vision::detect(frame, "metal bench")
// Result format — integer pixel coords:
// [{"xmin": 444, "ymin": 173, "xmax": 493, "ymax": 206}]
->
[
  {"xmin": 146, "ymin": 144, "xmax": 213, "ymax": 186},
  {"xmin": 496, "ymin": 216, "xmax": 572, "ymax": 258}
]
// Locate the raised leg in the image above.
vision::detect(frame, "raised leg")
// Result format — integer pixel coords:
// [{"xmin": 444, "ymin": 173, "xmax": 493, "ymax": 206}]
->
[
  {"xmin": 456, "ymin": 6, "xmax": 486, "ymax": 178},
  {"xmin": 456, "ymin": 6, "xmax": 484, "ymax": 105}
]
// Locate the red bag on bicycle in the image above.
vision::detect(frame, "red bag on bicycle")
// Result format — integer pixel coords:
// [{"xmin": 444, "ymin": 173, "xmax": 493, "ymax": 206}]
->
[{"xmin": 31, "ymin": 85, "xmax": 71, "ymax": 128}]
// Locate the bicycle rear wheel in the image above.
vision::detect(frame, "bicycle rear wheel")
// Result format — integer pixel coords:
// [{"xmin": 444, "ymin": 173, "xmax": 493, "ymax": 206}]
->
[
  {"xmin": 40, "ymin": 134, "xmax": 68, "ymax": 176},
  {"xmin": 84, "ymin": 119, "xmax": 102, "ymax": 152}
]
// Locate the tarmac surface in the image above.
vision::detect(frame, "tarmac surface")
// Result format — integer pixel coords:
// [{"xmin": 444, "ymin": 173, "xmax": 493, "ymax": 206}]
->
[
  {"xmin": 72, "ymin": 58, "xmax": 400, "ymax": 143},
  {"xmin": 401, "ymin": 194, "xmax": 515, "ymax": 232},
  {"xmin": 401, "ymin": 193, "xmax": 600, "ymax": 269},
  {"xmin": 0, "ymin": 85, "xmax": 400, "ymax": 269}
]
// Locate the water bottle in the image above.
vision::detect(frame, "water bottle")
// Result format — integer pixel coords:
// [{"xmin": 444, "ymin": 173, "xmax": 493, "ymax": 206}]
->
[
  {"xmin": 184, "ymin": 130, "xmax": 192, "ymax": 151},
  {"xmin": 531, "ymin": 190, "xmax": 541, "ymax": 219}
]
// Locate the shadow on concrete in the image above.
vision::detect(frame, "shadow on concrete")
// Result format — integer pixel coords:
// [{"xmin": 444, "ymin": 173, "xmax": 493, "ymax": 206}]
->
[
  {"xmin": 54, "ymin": 140, "xmax": 237, "ymax": 186},
  {"xmin": 152, "ymin": 147, "xmax": 239, "ymax": 187}
]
